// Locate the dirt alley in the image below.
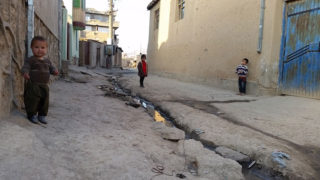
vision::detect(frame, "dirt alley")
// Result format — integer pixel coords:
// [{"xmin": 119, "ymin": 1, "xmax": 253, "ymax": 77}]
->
[
  {"xmin": 115, "ymin": 68, "xmax": 320, "ymax": 180},
  {"xmin": 0, "ymin": 68, "xmax": 247, "ymax": 180}
]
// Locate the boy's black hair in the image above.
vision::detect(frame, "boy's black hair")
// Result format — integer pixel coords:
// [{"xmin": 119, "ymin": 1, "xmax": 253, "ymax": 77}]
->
[
  {"xmin": 243, "ymin": 58, "xmax": 249, "ymax": 64},
  {"xmin": 31, "ymin": 36, "xmax": 47, "ymax": 47},
  {"xmin": 141, "ymin": 54, "xmax": 146, "ymax": 59}
]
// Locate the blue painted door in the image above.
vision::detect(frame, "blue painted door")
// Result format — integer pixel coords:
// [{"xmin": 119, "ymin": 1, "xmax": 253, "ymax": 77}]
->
[{"xmin": 280, "ymin": 0, "xmax": 320, "ymax": 98}]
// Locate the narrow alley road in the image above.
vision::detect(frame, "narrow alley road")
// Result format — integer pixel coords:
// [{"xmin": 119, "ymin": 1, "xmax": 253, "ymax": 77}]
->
[
  {"xmin": 0, "ymin": 69, "xmax": 244, "ymax": 180},
  {"xmin": 117, "ymin": 69, "xmax": 320, "ymax": 180}
]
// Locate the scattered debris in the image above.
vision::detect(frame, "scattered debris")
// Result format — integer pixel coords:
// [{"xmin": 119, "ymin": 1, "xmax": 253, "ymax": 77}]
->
[
  {"xmin": 248, "ymin": 161, "xmax": 256, "ymax": 169},
  {"xmin": 125, "ymin": 97, "xmax": 140, "ymax": 108},
  {"xmin": 176, "ymin": 173, "xmax": 186, "ymax": 179},
  {"xmin": 142, "ymin": 102, "xmax": 147, "ymax": 108},
  {"xmin": 217, "ymin": 111, "xmax": 225, "ymax": 115},
  {"xmin": 150, "ymin": 165, "xmax": 174, "ymax": 180},
  {"xmin": 272, "ymin": 151, "xmax": 290, "ymax": 168},
  {"xmin": 192, "ymin": 129, "xmax": 205, "ymax": 135},
  {"xmin": 115, "ymin": 88, "xmax": 127, "ymax": 96},
  {"xmin": 215, "ymin": 146, "xmax": 250, "ymax": 163}
]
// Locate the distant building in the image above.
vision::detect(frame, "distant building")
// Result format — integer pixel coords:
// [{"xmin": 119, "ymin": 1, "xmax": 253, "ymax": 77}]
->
[{"xmin": 80, "ymin": 8, "xmax": 119, "ymax": 44}]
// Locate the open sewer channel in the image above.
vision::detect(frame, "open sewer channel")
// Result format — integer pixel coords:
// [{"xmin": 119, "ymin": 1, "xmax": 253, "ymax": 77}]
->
[{"xmin": 97, "ymin": 77, "xmax": 287, "ymax": 180}]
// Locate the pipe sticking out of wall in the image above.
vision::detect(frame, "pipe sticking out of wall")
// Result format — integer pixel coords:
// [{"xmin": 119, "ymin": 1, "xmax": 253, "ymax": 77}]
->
[
  {"xmin": 27, "ymin": 0, "xmax": 34, "ymax": 57},
  {"xmin": 257, "ymin": 0, "xmax": 265, "ymax": 53}
]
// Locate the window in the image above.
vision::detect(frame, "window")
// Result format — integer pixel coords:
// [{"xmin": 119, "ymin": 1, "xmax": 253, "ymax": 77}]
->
[
  {"xmin": 86, "ymin": 14, "xmax": 91, "ymax": 21},
  {"xmin": 154, "ymin": 9, "xmax": 160, "ymax": 30},
  {"xmin": 178, "ymin": 0, "xmax": 185, "ymax": 20},
  {"xmin": 98, "ymin": 15, "xmax": 108, "ymax": 22},
  {"xmin": 99, "ymin": 27, "xmax": 109, "ymax": 32},
  {"xmin": 85, "ymin": 26, "xmax": 91, "ymax": 31}
]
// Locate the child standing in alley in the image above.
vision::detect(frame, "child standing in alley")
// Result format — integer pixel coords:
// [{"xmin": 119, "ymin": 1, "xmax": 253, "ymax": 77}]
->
[
  {"xmin": 21, "ymin": 36, "xmax": 59, "ymax": 124},
  {"xmin": 236, "ymin": 58, "xmax": 249, "ymax": 95},
  {"xmin": 137, "ymin": 54, "xmax": 148, "ymax": 88}
]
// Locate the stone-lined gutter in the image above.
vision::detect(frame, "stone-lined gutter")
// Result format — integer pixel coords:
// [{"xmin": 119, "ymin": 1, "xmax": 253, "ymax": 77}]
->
[{"xmin": 102, "ymin": 74, "xmax": 289, "ymax": 180}]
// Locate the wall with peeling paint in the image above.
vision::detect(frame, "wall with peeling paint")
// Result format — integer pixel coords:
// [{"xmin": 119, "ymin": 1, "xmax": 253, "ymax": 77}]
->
[{"xmin": 147, "ymin": 0, "xmax": 284, "ymax": 95}]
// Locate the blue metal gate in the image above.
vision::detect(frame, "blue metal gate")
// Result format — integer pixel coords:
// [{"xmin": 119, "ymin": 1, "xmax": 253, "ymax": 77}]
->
[{"xmin": 279, "ymin": 0, "xmax": 320, "ymax": 98}]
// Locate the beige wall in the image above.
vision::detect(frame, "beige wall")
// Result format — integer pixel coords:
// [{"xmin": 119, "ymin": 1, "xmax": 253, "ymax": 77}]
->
[
  {"xmin": 81, "ymin": 31, "xmax": 109, "ymax": 43},
  {"xmin": 86, "ymin": 41, "xmax": 106, "ymax": 68},
  {"xmin": 147, "ymin": 0, "xmax": 284, "ymax": 95},
  {"xmin": 34, "ymin": 0, "xmax": 60, "ymax": 37}
]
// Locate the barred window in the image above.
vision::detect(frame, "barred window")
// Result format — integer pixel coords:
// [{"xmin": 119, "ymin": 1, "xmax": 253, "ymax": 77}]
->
[
  {"xmin": 154, "ymin": 9, "xmax": 160, "ymax": 30},
  {"xmin": 178, "ymin": 0, "xmax": 185, "ymax": 20}
]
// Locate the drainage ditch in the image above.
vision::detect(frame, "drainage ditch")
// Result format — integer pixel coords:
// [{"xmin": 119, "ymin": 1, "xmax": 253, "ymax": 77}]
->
[{"xmin": 98, "ymin": 76, "xmax": 287, "ymax": 180}]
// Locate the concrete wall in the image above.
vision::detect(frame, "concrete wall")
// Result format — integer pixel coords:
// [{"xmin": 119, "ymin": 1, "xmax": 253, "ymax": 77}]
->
[
  {"xmin": 34, "ymin": 0, "xmax": 60, "ymax": 37},
  {"xmin": 79, "ymin": 41, "xmax": 106, "ymax": 68},
  {"xmin": 72, "ymin": 30, "xmax": 80, "ymax": 64},
  {"xmin": 147, "ymin": 0, "xmax": 284, "ymax": 95},
  {"xmin": 81, "ymin": 31, "xmax": 109, "ymax": 43}
]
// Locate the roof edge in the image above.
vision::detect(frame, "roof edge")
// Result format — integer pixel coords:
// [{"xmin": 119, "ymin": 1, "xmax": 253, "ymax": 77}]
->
[{"xmin": 147, "ymin": 0, "xmax": 160, "ymax": 10}]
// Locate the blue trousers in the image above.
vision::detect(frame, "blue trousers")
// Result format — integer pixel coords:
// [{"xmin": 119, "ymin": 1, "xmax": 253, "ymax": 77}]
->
[{"xmin": 238, "ymin": 77, "xmax": 246, "ymax": 94}]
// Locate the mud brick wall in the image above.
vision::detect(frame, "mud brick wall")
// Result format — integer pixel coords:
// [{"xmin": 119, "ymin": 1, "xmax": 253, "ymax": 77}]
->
[
  {"xmin": 0, "ymin": 0, "xmax": 27, "ymax": 117},
  {"xmin": 34, "ymin": 15, "xmax": 60, "ymax": 70},
  {"xmin": 0, "ymin": 0, "xmax": 60, "ymax": 117}
]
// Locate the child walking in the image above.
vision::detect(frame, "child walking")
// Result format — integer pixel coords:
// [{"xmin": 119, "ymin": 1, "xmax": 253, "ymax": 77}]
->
[
  {"xmin": 21, "ymin": 36, "xmax": 59, "ymax": 124},
  {"xmin": 137, "ymin": 54, "xmax": 148, "ymax": 88},
  {"xmin": 236, "ymin": 58, "xmax": 249, "ymax": 95}
]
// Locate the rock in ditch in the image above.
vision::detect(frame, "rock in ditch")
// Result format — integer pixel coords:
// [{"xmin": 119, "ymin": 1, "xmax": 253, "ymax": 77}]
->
[
  {"xmin": 215, "ymin": 146, "xmax": 250, "ymax": 163},
  {"xmin": 177, "ymin": 139, "xmax": 244, "ymax": 180},
  {"xmin": 151, "ymin": 122, "xmax": 185, "ymax": 141},
  {"xmin": 126, "ymin": 97, "xmax": 140, "ymax": 108}
]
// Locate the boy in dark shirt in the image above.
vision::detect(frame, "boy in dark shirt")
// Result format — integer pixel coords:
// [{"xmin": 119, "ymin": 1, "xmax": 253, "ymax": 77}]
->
[
  {"xmin": 137, "ymin": 54, "xmax": 148, "ymax": 88},
  {"xmin": 236, "ymin": 58, "xmax": 249, "ymax": 95},
  {"xmin": 21, "ymin": 36, "xmax": 59, "ymax": 124}
]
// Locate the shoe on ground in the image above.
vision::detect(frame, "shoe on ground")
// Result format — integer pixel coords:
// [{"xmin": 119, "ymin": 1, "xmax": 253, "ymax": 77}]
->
[
  {"xmin": 29, "ymin": 115, "xmax": 38, "ymax": 124},
  {"xmin": 38, "ymin": 116, "xmax": 47, "ymax": 124}
]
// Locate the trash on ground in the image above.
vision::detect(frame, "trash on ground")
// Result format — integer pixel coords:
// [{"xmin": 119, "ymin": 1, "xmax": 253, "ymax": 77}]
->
[
  {"xmin": 248, "ymin": 160, "xmax": 256, "ymax": 169},
  {"xmin": 142, "ymin": 102, "xmax": 147, "ymax": 108},
  {"xmin": 193, "ymin": 129, "xmax": 205, "ymax": 135},
  {"xmin": 272, "ymin": 151, "xmax": 290, "ymax": 168},
  {"xmin": 176, "ymin": 173, "xmax": 186, "ymax": 179}
]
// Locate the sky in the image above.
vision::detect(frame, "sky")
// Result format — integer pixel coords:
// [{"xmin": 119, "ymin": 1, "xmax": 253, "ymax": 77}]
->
[{"xmin": 64, "ymin": 0, "xmax": 151, "ymax": 56}]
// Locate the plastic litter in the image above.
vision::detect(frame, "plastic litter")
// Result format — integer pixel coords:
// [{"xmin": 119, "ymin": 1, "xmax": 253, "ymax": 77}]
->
[
  {"xmin": 142, "ymin": 102, "xmax": 147, "ymax": 108},
  {"xmin": 176, "ymin": 173, "xmax": 186, "ymax": 179},
  {"xmin": 272, "ymin": 151, "xmax": 290, "ymax": 168},
  {"xmin": 248, "ymin": 161, "xmax": 256, "ymax": 169},
  {"xmin": 193, "ymin": 129, "xmax": 205, "ymax": 135}
]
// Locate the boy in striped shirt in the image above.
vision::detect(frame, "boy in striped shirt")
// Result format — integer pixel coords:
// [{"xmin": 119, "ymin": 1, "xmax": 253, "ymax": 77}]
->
[{"xmin": 236, "ymin": 58, "xmax": 249, "ymax": 95}]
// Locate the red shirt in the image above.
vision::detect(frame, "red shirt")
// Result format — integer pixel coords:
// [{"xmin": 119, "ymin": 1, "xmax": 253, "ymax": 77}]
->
[{"xmin": 142, "ymin": 60, "xmax": 147, "ymax": 76}]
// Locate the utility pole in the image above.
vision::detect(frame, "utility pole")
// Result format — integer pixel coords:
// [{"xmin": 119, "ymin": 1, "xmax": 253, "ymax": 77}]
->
[{"xmin": 108, "ymin": 0, "xmax": 114, "ymax": 45}]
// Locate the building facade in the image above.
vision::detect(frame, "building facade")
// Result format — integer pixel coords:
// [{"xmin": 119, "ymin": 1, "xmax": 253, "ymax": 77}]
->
[
  {"xmin": 147, "ymin": 0, "xmax": 320, "ymax": 98},
  {"xmin": 80, "ymin": 8, "xmax": 119, "ymax": 43}
]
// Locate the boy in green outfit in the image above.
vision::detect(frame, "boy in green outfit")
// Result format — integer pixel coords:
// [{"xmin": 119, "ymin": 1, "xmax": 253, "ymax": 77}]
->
[{"xmin": 21, "ymin": 36, "xmax": 59, "ymax": 124}]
